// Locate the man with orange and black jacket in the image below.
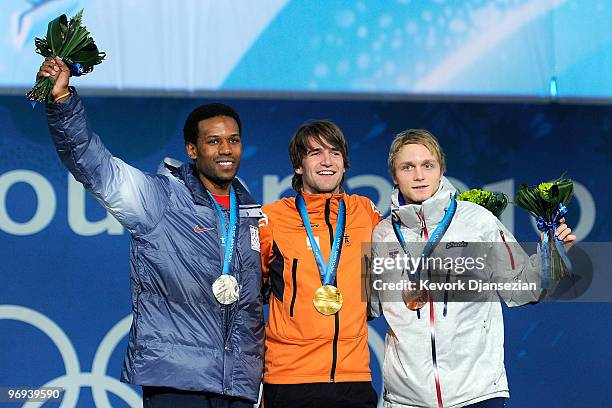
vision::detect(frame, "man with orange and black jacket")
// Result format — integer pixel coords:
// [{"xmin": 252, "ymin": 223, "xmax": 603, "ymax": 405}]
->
[{"xmin": 259, "ymin": 120, "xmax": 382, "ymax": 407}]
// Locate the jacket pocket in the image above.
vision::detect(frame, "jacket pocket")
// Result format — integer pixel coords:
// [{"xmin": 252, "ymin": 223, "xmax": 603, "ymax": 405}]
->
[{"xmin": 289, "ymin": 258, "xmax": 298, "ymax": 317}]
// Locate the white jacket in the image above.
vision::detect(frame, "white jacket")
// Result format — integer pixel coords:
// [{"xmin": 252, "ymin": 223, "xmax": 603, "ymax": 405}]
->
[{"xmin": 370, "ymin": 177, "xmax": 542, "ymax": 408}]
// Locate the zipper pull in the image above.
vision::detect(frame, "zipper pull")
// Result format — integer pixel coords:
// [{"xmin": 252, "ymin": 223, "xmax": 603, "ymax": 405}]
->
[{"xmin": 419, "ymin": 209, "xmax": 429, "ymax": 241}]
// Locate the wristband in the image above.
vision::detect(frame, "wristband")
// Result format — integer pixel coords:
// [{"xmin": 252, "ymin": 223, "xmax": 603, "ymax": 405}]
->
[{"xmin": 53, "ymin": 90, "xmax": 71, "ymax": 104}]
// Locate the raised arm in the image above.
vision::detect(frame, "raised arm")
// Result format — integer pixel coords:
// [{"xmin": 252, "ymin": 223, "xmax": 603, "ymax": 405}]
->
[{"xmin": 40, "ymin": 57, "xmax": 169, "ymax": 235}]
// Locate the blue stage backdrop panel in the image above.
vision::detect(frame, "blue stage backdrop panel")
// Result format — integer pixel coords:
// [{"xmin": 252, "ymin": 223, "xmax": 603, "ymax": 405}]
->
[{"xmin": 0, "ymin": 94, "xmax": 610, "ymax": 407}]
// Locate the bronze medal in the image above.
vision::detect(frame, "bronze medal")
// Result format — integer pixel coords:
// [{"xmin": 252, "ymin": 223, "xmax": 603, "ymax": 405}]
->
[{"xmin": 402, "ymin": 288, "xmax": 428, "ymax": 311}]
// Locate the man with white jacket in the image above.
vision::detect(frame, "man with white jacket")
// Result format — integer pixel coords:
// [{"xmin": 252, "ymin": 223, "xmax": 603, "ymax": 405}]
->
[{"xmin": 369, "ymin": 129, "xmax": 575, "ymax": 408}]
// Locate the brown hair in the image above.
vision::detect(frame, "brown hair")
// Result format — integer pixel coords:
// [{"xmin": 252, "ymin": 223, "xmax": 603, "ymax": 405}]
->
[
  {"xmin": 289, "ymin": 120, "xmax": 350, "ymax": 192},
  {"xmin": 388, "ymin": 129, "xmax": 446, "ymax": 175}
]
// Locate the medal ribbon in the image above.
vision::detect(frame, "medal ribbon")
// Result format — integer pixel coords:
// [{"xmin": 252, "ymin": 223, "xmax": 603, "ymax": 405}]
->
[
  {"xmin": 392, "ymin": 194, "xmax": 457, "ymax": 282},
  {"xmin": 207, "ymin": 186, "xmax": 239, "ymax": 276},
  {"xmin": 296, "ymin": 195, "xmax": 346, "ymax": 286}
]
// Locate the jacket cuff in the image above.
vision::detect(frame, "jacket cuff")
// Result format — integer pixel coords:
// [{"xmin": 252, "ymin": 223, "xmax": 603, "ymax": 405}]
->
[{"xmin": 46, "ymin": 86, "xmax": 80, "ymax": 122}]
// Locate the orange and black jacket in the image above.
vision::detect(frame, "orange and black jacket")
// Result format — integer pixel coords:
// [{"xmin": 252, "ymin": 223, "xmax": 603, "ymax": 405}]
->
[{"xmin": 259, "ymin": 192, "xmax": 382, "ymax": 384}]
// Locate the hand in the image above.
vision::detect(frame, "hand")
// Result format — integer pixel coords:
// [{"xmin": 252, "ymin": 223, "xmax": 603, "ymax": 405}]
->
[
  {"xmin": 37, "ymin": 56, "xmax": 70, "ymax": 100},
  {"xmin": 555, "ymin": 217, "xmax": 576, "ymax": 252}
]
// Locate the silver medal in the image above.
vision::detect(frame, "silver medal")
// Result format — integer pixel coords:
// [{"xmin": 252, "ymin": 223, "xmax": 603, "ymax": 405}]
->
[{"xmin": 212, "ymin": 275, "xmax": 239, "ymax": 304}]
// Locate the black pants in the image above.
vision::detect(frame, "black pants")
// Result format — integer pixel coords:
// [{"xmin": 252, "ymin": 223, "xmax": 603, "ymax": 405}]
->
[
  {"xmin": 263, "ymin": 382, "xmax": 378, "ymax": 408},
  {"xmin": 465, "ymin": 397, "xmax": 506, "ymax": 408},
  {"xmin": 142, "ymin": 386, "xmax": 253, "ymax": 408}
]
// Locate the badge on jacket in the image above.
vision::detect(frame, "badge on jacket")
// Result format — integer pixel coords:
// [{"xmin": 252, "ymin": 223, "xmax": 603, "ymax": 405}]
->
[{"xmin": 250, "ymin": 225, "xmax": 260, "ymax": 252}]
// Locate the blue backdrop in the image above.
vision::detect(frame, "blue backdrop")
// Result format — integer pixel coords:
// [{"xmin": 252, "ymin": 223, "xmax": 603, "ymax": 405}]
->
[{"xmin": 1, "ymin": 94, "xmax": 610, "ymax": 407}]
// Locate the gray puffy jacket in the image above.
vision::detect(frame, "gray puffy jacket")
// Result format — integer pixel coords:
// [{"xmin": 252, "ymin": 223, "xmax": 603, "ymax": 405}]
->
[{"xmin": 47, "ymin": 92, "xmax": 264, "ymax": 402}]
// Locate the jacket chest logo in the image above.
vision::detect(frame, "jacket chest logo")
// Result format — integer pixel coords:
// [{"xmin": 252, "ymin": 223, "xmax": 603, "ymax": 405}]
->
[
  {"xmin": 446, "ymin": 241, "xmax": 468, "ymax": 249},
  {"xmin": 305, "ymin": 234, "xmax": 351, "ymax": 249},
  {"xmin": 306, "ymin": 236, "xmax": 320, "ymax": 250},
  {"xmin": 194, "ymin": 224, "xmax": 214, "ymax": 233},
  {"xmin": 299, "ymin": 222, "xmax": 319, "ymax": 228}
]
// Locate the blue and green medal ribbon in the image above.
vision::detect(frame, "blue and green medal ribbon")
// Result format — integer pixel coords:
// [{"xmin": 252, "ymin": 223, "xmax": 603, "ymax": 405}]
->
[
  {"xmin": 207, "ymin": 186, "xmax": 239, "ymax": 277},
  {"xmin": 295, "ymin": 195, "xmax": 346, "ymax": 287}
]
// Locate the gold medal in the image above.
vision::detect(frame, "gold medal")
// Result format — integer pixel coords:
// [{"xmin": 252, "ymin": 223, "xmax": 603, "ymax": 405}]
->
[
  {"xmin": 402, "ymin": 288, "xmax": 428, "ymax": 311},
  {"xmin": 313, "ymin": 285, "xmax": 343, "ymax": 315}
]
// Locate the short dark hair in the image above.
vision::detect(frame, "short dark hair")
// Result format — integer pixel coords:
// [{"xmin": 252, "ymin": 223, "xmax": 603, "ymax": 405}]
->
[
  {"xmin": 183, "ymin": 103, "xmax": 242, "ymax": 145},
  {"xmin": 289, "ymin": 120, "xmax": 350, "ymax": 193}
]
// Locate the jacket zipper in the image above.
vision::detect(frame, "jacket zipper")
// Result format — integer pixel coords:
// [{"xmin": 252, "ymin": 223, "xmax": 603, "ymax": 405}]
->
[
  {"xmin": 325, "ymin": 198, "xmax": 340, "ymax": 383},
  {"xmin": 421, "ymin": 208, "xmax": 444, "ymax": 407},
  {"xmin": 418, "ymin": 209, "xmax": 429, "ymax": 240},
  {"xmin": 499, "ymin": 230, "xmax": 515, "ymax": 270},
  {"xmin": 290, "ymin": 258, "xmax": 298, "ymax": 317}
]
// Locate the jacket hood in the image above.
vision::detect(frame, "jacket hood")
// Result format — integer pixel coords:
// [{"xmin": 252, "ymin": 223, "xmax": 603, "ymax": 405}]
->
[{"xmin": 391, "ymin": 176, "xmax": 457, "ymax": 231}]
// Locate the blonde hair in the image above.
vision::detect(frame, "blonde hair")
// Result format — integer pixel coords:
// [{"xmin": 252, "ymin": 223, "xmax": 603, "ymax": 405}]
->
[{"xmin": 387, "ymin": 129, "xmax": 446, "ymax": 175}]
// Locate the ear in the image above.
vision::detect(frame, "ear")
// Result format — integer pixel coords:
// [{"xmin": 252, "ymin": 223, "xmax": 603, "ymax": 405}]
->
[
  {"xmin": 391, "ymin": 171, "xmax": 398, "ymax": 186},
  {"xmin": 295, "ymin": 166, "xmax": 303, "ymax": 175},
  {"xmin": 186, "ymin": 143, "xmax": 197, "ymax": 160}
]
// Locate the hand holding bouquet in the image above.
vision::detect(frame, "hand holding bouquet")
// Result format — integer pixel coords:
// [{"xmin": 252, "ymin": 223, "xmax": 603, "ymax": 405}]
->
[
  {"xmin": 456, "ymin": 189, "xmax": 508, "ymax": 218},
  {"xmin": 26, "ymin": 9, "xmax": 105, "ymax": 103},
  {"xmin": 514, "ymin": 176, "xmax": 574, "ymax": 288}
]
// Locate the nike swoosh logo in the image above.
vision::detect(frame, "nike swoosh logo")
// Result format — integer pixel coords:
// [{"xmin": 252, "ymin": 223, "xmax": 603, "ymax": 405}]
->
[{"xmin": 194, "ymin": 225, "xmax": 214, "ymax": 233}]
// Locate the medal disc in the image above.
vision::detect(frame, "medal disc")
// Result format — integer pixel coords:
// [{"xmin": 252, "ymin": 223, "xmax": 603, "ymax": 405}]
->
[
  {"xmin": 313, "ymin": 285, "xmax": 343, "ymax": 315},
  {"xmin": 212, "ymin": 275, "xmax": 239, "ymax": 304},
  {"xmin": 402, "ymin": 288, "xmax": 428, "ymax": 311}
]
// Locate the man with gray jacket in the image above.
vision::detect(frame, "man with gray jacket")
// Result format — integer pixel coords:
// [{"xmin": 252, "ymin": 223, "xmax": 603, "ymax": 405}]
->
[
  {"xmin": 369, "ymin": 129, "xmax": 575, "ymax": 408},
  {"xmin": 38, "ymin": 57, "xmax": 264, "ymax": 407}
]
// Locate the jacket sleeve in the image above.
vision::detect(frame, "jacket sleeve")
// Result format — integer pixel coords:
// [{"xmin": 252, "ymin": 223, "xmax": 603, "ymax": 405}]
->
[
  {"xmin": 364, "ymin": 197, "xmax": 384, "ymax": 229},
  {"xmin": 258, "ymin": 207, "xmax": 274, "ymax": 301},
  {"xmin": 46, "ymin": 90, "xmax": 169, "ymax": 235},
  {"xmin": 487, "ymin": 216, "xmax": 544, "ymax": 307},
  {"xmin": 368, "ymin": 230, "xmax": 385, "ymax": 319}
]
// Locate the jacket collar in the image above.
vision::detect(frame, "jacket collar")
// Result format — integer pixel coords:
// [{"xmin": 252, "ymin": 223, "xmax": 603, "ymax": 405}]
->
[
  {"xmin": 391, "ymin": 176, "xmax": 457, "ymax": 231},
  {"xmin": 161, "ymin": 158, "xmax": 256, "ymax": 207},
  {"xmin": 296, "ymin": 192, "xmax": 347, "ymax": 223}
]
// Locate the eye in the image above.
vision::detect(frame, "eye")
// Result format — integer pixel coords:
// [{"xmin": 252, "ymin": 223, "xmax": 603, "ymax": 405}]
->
[
  {"xmin": 331, "ymin": 150, "xmax": 342, "ymax": 156},
  {"xmin": 230, "ymin": 137, "xmax": 241, "ymax": 144},
  {"xmin": 207, "ymin": 138, "xmax": 219, "ymax": 145},
  {"xmin": 401, "ymin": 165, "xmax": 414, "ymax": 171}
]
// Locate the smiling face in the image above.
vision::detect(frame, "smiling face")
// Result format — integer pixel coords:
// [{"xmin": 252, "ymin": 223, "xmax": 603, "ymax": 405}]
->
[
  {"xmin": 186, "ymin": 115, "xmax": 241, "ymax": 195},
  {"xmin": 392, "ymin": 143, "xmax": 443, "ymax": 204},
  {"xmin": 296, "ymin": 137, "xmax": 346, "ymax": 194}
]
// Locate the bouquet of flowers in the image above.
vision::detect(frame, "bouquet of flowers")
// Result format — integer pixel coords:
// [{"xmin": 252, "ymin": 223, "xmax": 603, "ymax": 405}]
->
[
  {"xmin": 514, "ymin": 176, "xmax": 573, "ymax": 288},
  {"xmin": 26, "ymin": 9, "xmax": 105, "ymax": 103},
  {"xmin": 456, "ymin": 189, "xmax": 508, "ymax": 218}
]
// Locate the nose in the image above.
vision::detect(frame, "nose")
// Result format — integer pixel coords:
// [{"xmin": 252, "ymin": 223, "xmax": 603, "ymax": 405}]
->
[
  {"xmin": 320, "ymin": 150, "xmax": 333, "ymax": 166},
  {"xmin": 413, "ymin": 166, "xmax": 425, "ymax": 180},
  {"xmin": 219, "ymin": 139, "xmax": 232, "ymax": 155}
]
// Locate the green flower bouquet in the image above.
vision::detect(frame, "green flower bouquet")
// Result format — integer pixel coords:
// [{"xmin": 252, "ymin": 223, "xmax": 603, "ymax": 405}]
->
[
  {"xmin": 514, "ymin": 176, "xmax": 574, "ymax": 288},
  {"xmin": 26, "ymin": 9, "xmax": 105, "ymax": 103},
  {"xmin": 456, "ymin": 189, "xmax": 508, "ymax": 218}
]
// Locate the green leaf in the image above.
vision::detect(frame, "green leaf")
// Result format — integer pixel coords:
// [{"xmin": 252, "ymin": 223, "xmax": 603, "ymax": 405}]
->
[
  {"xmin": 46, "ymin": 14, "xmax": 67, "ymax": 55},
  {"xmin": 513, "ymin": 176, "xmax": 574, "ymax": 220}
]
